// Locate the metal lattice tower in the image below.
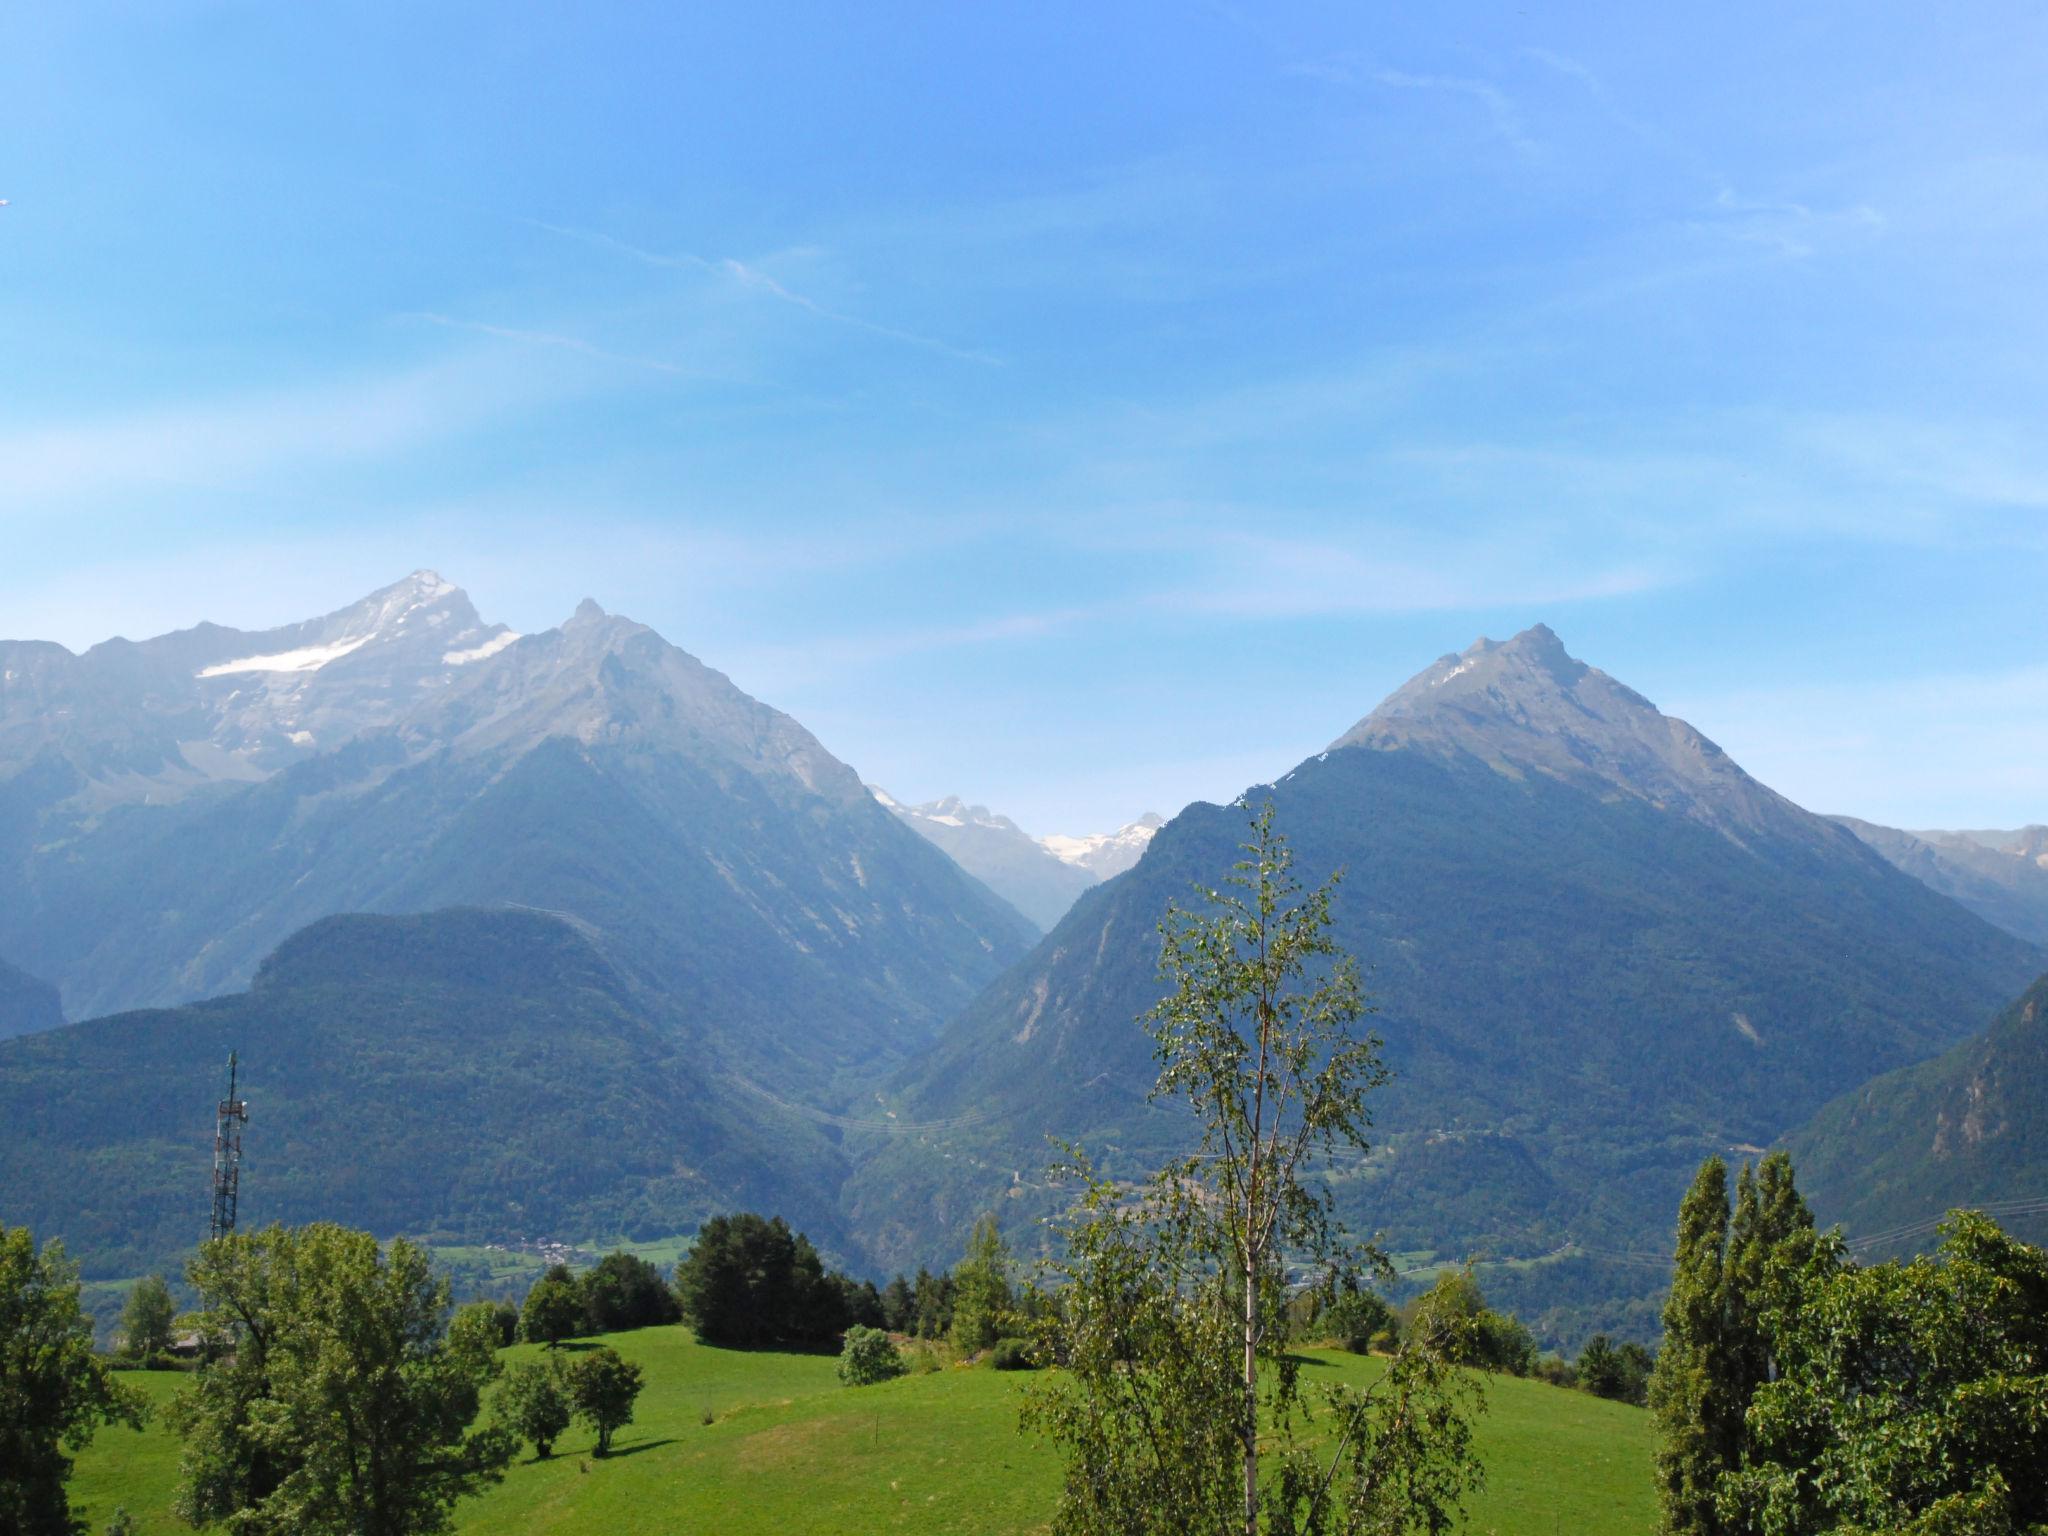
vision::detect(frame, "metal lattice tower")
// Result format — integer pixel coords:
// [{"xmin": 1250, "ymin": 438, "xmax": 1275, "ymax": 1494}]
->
[{"xmin": 209, "ymin": 1052, "xmax": 248, "ymax": 1241}]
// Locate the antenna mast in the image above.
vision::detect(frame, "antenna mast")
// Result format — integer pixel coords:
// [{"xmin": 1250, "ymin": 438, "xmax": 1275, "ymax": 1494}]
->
[{"xmin": 209, "ymin": 1052, "xmax": 248, "ymax": 1241}]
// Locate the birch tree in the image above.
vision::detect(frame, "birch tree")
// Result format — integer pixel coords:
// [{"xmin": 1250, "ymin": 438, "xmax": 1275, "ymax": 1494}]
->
[{"xmin": 1024, "ymin": 802, "xmax": 1483, "ymax": 1536}]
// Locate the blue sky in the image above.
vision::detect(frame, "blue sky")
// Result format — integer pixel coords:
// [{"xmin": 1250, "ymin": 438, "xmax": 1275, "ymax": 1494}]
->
[{"xmin": 5, "ymin": 2, "xmax": 2047, "ymax": 835}]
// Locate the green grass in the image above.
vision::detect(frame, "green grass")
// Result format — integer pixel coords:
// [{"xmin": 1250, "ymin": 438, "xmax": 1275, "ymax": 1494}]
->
[{"xmin": 70, "ymin": 1333, "xmax": 1654, "ymax": 1535}]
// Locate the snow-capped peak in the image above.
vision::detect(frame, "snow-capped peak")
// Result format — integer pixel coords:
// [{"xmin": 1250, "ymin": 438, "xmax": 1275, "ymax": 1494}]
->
[{"xmin": 1039, "ymin": 812, "xmax": 1165, "ymax": 879}]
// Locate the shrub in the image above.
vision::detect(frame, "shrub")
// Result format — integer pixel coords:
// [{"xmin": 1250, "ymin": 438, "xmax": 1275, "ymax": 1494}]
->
[
  {"xmin": 988, "ymin": 1336, "xmax": 1036, "ymax": 1371},
  {"xmin": 837, "ymin": 1325, "xmax": 906, "ymax": 1386},
  {"xmin": 1321, "ymin": 1289, "xmax": 1394, "ymax": 1354}
]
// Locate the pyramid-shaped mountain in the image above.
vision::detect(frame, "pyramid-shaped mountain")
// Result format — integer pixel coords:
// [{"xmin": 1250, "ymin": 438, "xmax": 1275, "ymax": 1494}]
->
[
  {"xmin": 854, "ymin": 626, "xmax": 2043, "ymax": 1340},
  {"xmin": 0, "ymin": 575, "xmax": 1036, "ymax": 1085}
]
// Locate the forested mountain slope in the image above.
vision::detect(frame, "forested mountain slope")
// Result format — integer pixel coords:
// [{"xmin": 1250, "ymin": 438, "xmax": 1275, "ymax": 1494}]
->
[
  {"xmin": 0, "ymin": 909, "xmax": 858, "ymax": 1279},
  {"xmin": 0, "ymin": 954, "xmax": 61, "ymax": 1041},
  {"xmin": 1788, "ymin": 969, "xmax": 2048, "ymax": 1254}
]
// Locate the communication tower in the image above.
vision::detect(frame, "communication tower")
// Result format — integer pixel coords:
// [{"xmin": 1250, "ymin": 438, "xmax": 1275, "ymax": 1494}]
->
[{"xmin": 209, "ymin": 1052, "xmax": 248, "ymax": 1241}]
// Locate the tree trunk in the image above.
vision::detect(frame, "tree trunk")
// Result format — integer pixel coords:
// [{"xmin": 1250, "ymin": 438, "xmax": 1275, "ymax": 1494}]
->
[{"xmin": 1243, "ymin": 1251, "xmax": 1259, "ymax": 1536}]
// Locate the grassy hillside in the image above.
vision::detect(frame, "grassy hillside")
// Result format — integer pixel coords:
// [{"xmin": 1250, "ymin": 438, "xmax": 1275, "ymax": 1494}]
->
[{"xmin": 70, "ymin": 1329, "xmax": 1655, "ymax": 1535}]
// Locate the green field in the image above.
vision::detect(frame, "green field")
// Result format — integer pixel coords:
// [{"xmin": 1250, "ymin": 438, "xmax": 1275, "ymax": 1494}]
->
[{"xmin": 71, "ymin": 1333, "xmax": 1654, "ymax": 1535}]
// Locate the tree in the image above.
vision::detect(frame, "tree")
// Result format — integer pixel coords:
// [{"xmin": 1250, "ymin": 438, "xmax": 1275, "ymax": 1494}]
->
[
  {"xmin": 672, "ymin": 1214, "xmax": 847, "ymax": 1348},
  {"xmin": 909, "ymin": 1266, "xmax": 954, "ymax": 1340},
  {"xmin": 950, "ymin": 1214, "xmax": 1014, "ymax": 1354},
  {"xmin": 496, "ymin": 1357, "xmax": 573, "ymax": 1459},
  {"xmin": 565, "ymin": 1346, "xmax": 644, "ymax": 1456},
  {"xmin": 1721, "ymin": 1212, "xmax": 2047, "ymax": 1536},
  {"xmin": 0, "ymin": 1224, "xmax": 145, "ymax": 1536},
  {"xmin": 459, "ymin": 1298, "xmax": 519, "ymax": 1349},
  {"xmin": 1649, "ymin": 1153, "xmax": 1817, "ymax": 1536},
  {"xmin": 578, "ymin": 1253, "xmax": 680, "ymax": 1335},
  {"xmin": 1023, "ymin": 803, "xmax": 1484, "ymax": 1536},
  {"xmin": 837, "ymin": 1325, "xmax": 906, "ymax": 1386},
  {"xmin": 879, "ymin": 1273, "xmax": 914, "ymax": 1333},
  {"xmin": 519, "ymin": 1265, "xmax": 584, "ymax": 1349},
  {"xmin": 118, "ymin": 1274, "xmax": 176, "ymax": 1363},
  {"xmin": 1577, "ymin": 1335, "xmax": 1654, "ymax": 1405},
  {"xmin": 168, "ymin": 1222, "xmax": 515, "ymax": 1536}
]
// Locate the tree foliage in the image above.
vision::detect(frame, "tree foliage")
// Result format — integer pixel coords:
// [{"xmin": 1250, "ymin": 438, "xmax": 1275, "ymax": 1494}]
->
[
  {"xmin": 167, "ymin": 1222, "xmax": 514, "ymax": 1536},
  {"xmin": 496, "ymin": 1357, "xmax": 573, "ymax": 1459},
  {"xmin": 578, "ymin": 1252, "xmax": 680, "ymax": 1335},
  {"xmin": 0, "ymin": 1224, "xmax": 145, "ymax": 1536},
  {"xmin": 519, "ymin": 1266, "xmax": 584, "ymax": 1349},
  {"xmin": 950, "ymin": 1214, "xmax": 1014, "ymax": 1355},
  {"xmin": 672, "ymin": 1214, "xmax": 847, "ymax": 1349},
  {"xmin": 1720, "ymin": 1211, "xmax": 2048, "ymax": 1536},
  {"xmin": 564, "ymin": 1346, "xmax": 643, "ymax": 1456},
  {"xmin": 117, "ymin": 1274, "xmax": 176, "ymax": 1363},
  {"xmin": 1649, "ymin": 1153, "xmax": 1816, "ymax": 1536},
  {"xmin": 1023, "ymin": 803, "xmax": 1484, "ymax": 1536}
]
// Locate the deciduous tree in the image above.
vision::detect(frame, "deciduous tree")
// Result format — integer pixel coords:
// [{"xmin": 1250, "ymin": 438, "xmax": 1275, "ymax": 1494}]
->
[
  {"xmin": 496, "ymin": 1356, "xmax": 573, "ymax": 1459},
  {"xmin": 0, "ymin": 1224, "xmax": 145, "ymax": 1536},
  {"xmin": 565, "ymin": 1346, "xmax": 643, "ymax": 1457},
  {"xmin": 169, "ymin": 1223, "xmax": 514, "ymax": 1536},
  {"xmin": 1024, "ymin": 803, "xmax": 1483, "ymax": 1536},
  {"xmin": 519, "ymin": 1265, "xmax": 583, "ymax": 1349},
  {"xmin": 118, "ymin": 1274, "xmax": 176, "ymax": 1363}
]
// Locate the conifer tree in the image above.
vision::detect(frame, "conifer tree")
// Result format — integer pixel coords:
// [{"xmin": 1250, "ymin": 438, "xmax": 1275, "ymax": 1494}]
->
[
  {"xmin": 949, "ymin": 1213, "xmax": 1013, "ymax": 1354},
  {"xmin": 1650, "ymin": 1158, "xmax": 1736, "ymax": 1536},
  {"xmin": 1650, "ymin": 1153, "xmax": 1818, "ymax": 1536}
]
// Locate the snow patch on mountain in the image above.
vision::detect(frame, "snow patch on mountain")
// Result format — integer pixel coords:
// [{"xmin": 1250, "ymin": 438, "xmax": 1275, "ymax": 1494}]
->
[
  {"xmin": 199, "ymin": 634, "xmax": 374, "ymax": 677},
  {"xmin": 443, "ymin": 632, "xmax": 520, "ymax": 665}
]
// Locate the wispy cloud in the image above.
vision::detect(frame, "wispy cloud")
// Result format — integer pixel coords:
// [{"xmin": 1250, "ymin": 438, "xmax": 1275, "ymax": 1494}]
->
[
  {"xmin": 1289, "ymin": 54, "xmax": 1540, "ymax": 158},
  {"xmin": 521, "ymin": 216, "xmax": 999, "ymax": 363},
  {"xmin": 406, "ymin": 313, "xmax": 692, "ymax": 376},
  {"xmin": 1366, "ymin": 67, "xmax": 1541, "ymax": 158}
]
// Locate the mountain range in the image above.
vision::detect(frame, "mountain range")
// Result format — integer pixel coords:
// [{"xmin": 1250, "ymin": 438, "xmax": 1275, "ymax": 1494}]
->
[
  {"xmin": 0, "ymin": 572, "xmax": 1036, "ymax": 1089},
  {"xmin": 871, "ymin": 789, "xmax": 1162, "ymax": 930},
  {"xmin": 3, "ymin": 589, "xmax": 2043, "ymax": 1350},
  {"xmin": 848, "ymin": 626, "xmax": 2043, "ymax": 1341},
  {"xmin": 1833, "ymin": 819, "xmax": 2048, "ymax": 945}
]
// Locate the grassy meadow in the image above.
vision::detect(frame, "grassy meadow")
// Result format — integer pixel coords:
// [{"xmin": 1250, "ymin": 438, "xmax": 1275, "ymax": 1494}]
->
[{"xmin": 71, "ymin": 1332, "xmax": 1654, "ymax": 1535}]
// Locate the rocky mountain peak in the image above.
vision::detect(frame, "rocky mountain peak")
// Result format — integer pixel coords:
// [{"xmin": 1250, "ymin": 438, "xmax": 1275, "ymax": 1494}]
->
[{"xmin": 1328, "ymin": 625, "xmax": 1818, "ymax": 845}]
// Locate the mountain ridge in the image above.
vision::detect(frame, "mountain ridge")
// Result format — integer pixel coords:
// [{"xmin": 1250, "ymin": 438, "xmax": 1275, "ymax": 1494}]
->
[{"xmin": 0, "ymin": 575, "xmax": 1037, "ymax": 1085}]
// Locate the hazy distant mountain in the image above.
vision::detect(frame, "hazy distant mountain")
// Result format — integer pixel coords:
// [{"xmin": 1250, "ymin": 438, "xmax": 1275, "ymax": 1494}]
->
[
  {"xmin": 0, "ymin": 909, "xmax": 858, "ymax": 1279},
  {"xmin": 0, "ymin": 575, "xmax": 1036, "ymax": 1088},
  {"xmin": 1040, "ymin": 812, "xmax": 1165, "ymax": 881},
  {"xmin": 1834, "ymin": 819, "xmax": 2048, "ymax": 945},
  {"xmin": 0, "ymin": 955, "xmax": 60, "ymax": 1041},
  {"xmin": 870, "ymin": 789, "xmax": 1166, "ymax": 931},
  {"xmin": 853, "ymin": 625, "xmax": 2042, "ymax": 1344},
  {"xmin": 1789, "ymin": 968, "xmax": 2048, "ymax": 1256},
  {"xmin": 870, "ymin": 789, "xmax": 1095, "ymax": 931}
]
